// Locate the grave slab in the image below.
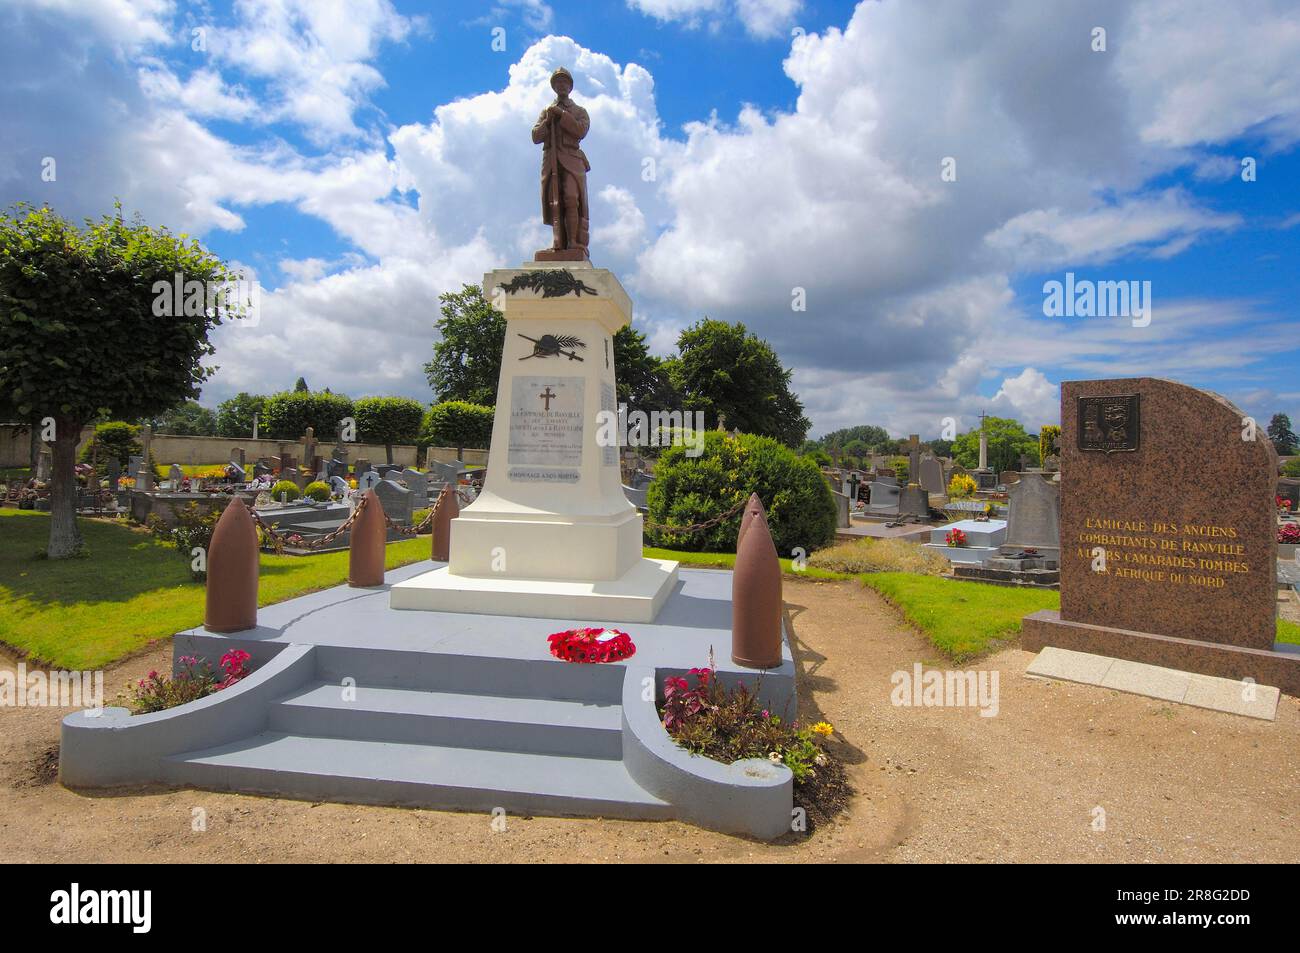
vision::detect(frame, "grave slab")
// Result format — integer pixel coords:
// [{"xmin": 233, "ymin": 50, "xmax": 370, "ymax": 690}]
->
[{"xmin": 1026, "ymin": 646, "xmax": 1279, "ymax": 720}]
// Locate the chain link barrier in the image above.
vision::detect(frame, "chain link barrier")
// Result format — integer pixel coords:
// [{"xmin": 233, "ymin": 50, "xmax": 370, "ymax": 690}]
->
[
  {"xmin": 641, "ymin": 494, "xmax": 749, "ymax": 537},
  {"xmin": 251, "ymin": 485, "xmax": 478, "ymax": 551}
]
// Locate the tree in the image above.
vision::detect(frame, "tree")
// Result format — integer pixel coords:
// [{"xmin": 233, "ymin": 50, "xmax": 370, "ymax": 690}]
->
[
  {"xmin": 216, "ymin": 392, "xmax": 266, "ymax": 437},
  {"xmin": 424, "ymin": 285, "xmax": 506, "ymax": 406},
  {"xmin": 260, "ymin": 391, "xmax": 354, "ymax": 441},
  {"xmin": 422, "ymin": 285, "xmax": 676, "ymax": 418},
  {"xmin": 613, "ymin": 324, "xmax": 677, "ymax": 417},
  {"xmin": 294, "ymin": 376, "xmax": 309, "ymax": 393},
  {"xmin": 0, "ymin": 204, "xmax": 238, "ymax": 557},
  {"xmin": 668, "ymin": 318, "xmax": 810, "ymax": 447},
  {"xmin": 1268, "ymin": 413, "xmax": 1298, "ymax": 455},
  {"xmin": 817, "ymin": 425, "xmax": 890, "ymax": 455},
  {"xmin": 422, "ymin": 401, "xmax": 494, "ymax": 460},
  {"xmin": 1039, "ymin": 424, "xmax": 1062, "ymax": 463},
  {"xmin": 147, "ymin": 400, "xmax": 217, "ymax": 435},
  {"xmin": 950, "ymin": 417, "xmax": 1039, "ymax": 473},
  {"xmin": 353, "ymin": 396, "xmax": 425, "ymax": 464}
]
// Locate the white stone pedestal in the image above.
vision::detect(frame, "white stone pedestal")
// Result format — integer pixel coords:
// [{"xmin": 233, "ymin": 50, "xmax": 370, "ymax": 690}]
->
[{"xmin": 390, "ymin": 261, "xmax": 679, "ymax": 623}]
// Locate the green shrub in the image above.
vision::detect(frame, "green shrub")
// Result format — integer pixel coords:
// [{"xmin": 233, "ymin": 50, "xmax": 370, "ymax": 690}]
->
[
  {"xmin": 269, "ymin": 479, "xmax": 300, "ymax": 502},
  {"xmin": 79, "ymin": 421, "xmax": 159, "ymax": 480},
  {"xmin": 888, "ymin": 455, "xmax": 909, "ymax": 483},
  {"xmin": 303, "ymin": 480, "xmax": 331, "ymax": 502},
  {"xmin": 807, "ymin": 538, "xmax": 949, "ymax": 575},
  {"xmin": 421, "ymin": 401, "xmax": 494, "ymax": 452},
  {"xmin": 144, "ymin": 502, "xmax": 220, "ymax": 581},
  {"xmin": 947, "ymin": 473, "xmax": 977, "ymax": 499},
  {"xmin": 1284, "ymin": 458, "xmax": 1300, "ymax": 478},
  {"xmin": 646, "ymin": 430, "xmax": 836, "ymax": 555},
  {"xmin": 261, "ymin": 391, "xmax": 354, "ymax": 441},
  {"xmin": 354, "ymin": 396, "xmax": 425, "ymax": 457}
]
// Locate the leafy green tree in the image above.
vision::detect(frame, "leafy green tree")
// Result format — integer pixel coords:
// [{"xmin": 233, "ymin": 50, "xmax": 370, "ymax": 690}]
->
[
  {"xmin": 668, "ymin": 318, "xmax": 810, "ymax": 448},
  {"xmin": 147, "ymin": 400, "xmax": 217, "ymax": 435},
  {"xmin": 0, "ymin": 204, "xmax": 239, "ymax": 557},
  {"xmin": 950, "ymin": 416, "xmax": 1039, "ymax": 473},
  {"xmin": 803, "ymin": 446, "xmax": 832, "ymax": 468},
  {"xmin": 929, "ymin": 438, "xmax": 954, "ymax": 458},
  {"xmin": 421, "ymin": 401, "xmax": 494, "ymax": 459},
  {"xmin": 216, "ymin": 392, "xmax": 266, "ymax": 437},
  {"xmin": 841, "ymin": 439, "xmax": 870, "ymax": 469},
  {"xmin": 424, "ymin": 285, "xmax": 506, "ymax": 406},
  {"xmin": 261, "ymin": 391, "xmax": 354, "ymax": 441},
  {"xmin": 818, "ymin": 424, "xmax": 890, "ymax": 455},
  {"xmin": 1283, "ymin": 458, "xmax": 1300, "ymax": 477},
  {"xmin": 353, "ymin": 396, "xmax": 425, "ymax": 464},
  {"xmin": 293, "ymin": 376, "xmax": 309, "ymax": 393},
  {"xmin": 1268, "ymin": 413, "xmax": 1298, "ymax": 455},
  {"xmin": 613, "ymin": 324, "xmax": 677, "ymax": 417}
]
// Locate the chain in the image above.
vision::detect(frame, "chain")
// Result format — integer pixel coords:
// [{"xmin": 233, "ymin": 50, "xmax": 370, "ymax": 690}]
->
[
  {"xmin": 251, "ymin": 492, "xmax": 369, "ymax": 552},
  {"xmin": 641, "ymin": 494, "xmax": 749, "ymax": 536},
  {"xmin": 252, "ymin": 484, "xmax": 479, "ymax": 550}
]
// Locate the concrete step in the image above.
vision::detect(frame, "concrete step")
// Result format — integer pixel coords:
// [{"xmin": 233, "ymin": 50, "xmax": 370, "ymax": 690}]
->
[
  {"xmin": 269, "ymin": 682, "xmax": 623, "ymax": 758},
  {"xmin": 166, "ymin": 732, "xmax": 672, "ymax": 821},
  {"xmin": 314, "ymin": 645, "xmax": 625, "ymax": 704}
]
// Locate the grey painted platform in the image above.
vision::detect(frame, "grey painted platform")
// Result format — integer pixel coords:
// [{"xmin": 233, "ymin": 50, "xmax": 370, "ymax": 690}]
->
[{"xmin": 62, "ymin": 564, "xmax": 797, "ymax": 840}]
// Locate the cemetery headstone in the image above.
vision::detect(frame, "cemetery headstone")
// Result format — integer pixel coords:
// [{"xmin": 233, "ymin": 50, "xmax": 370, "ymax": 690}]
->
[
  {"xmin": 401, "ymin": 468, "xmax": 429, "ymax": 500},
  {"xmin": 168, "ymin": 463, "xmax": 185, "ymax": 487},
  {"xmin": 1022, "ymin": 378, "xmax": 1295, "ymax": 692},
  {"xmin": 106, "ymin": 457, "xmax": 121, "ymax": 492},
  {"xmin": 329, "ymin": 475, "xmax": 351, "ymax": 497},
  {"xmin": 357, "ymin": 470, "xmax": 382, "ymax": 491},
  {"xmin": 354, "ymin": 458, "xmax": 372, "ymax": 479},
  {"xmin": 35, "ymin": 448, "xmax": 52, "ymax": 482},
  {"xmin": 999, "ymin": 470, "xmax": 1020, "ymax": 486},
  {"xmin": 919, "ymin": 456, "xmax": 945, "ymax": 495},
  {"xmin": 987, "ymin": 474, "xmax": 1060, "ymax": 567},
  {"xmin": 374, "ymin": 478, "xmax": 414, "ymax": 525}
]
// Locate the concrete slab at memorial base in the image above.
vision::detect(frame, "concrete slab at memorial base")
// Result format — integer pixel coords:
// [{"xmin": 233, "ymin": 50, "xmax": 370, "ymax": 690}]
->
[
  {"xmin": 1026, "ymin": 646, "xmax": 1280, "ymax": 720},
  {"xmin": 60, "ymin": 564, "xmax": 795, "ymax": 841}
]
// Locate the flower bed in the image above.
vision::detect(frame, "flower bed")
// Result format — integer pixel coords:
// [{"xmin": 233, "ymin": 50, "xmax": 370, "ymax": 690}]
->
[
  {"xmin": 123, "ymin": 650, "xmax": 252, "ymax": 714},
  {"xmin": 660, "ymin": 661, "xmax": 850, "ymax": 830}
]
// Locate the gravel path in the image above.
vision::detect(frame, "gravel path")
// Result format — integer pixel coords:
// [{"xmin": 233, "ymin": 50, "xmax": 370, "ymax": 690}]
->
[{"xmin": 3, "ymin": 576, "xmax": 1297, "ymax": 863}]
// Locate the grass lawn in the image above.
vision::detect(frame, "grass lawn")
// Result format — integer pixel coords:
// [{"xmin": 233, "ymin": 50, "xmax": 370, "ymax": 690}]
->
[
  {"xmin": 643, "ymin": 546, "xmax": 850, "ymax": 580},
  {"xmin": 864, "ymin": 572, "xmax": 1300, "ymax": 660},
  {"xmin": 0, "ymin": 510, "xmax": 430, "ymax": 670},
  {"xmin": 862, "ymin": 573, "xmax": 1059, "ymax": 662}
]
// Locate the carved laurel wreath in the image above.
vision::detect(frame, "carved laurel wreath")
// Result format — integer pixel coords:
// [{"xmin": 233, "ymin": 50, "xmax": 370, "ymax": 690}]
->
[{"xmin": 499, "ymin": 269, "xmax": 598, "ymax": 298}]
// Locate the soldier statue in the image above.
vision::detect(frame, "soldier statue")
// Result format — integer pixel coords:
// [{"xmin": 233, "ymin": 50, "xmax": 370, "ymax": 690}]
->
[{"xmin": 532, "ymin": 67, "xmax": 590, "ymax": 260}]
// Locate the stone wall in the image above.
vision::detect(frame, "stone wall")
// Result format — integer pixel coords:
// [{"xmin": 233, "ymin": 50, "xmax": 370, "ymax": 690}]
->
[{"xmin": 0, "ymin": 423, "xmax": 489, "ymax": 470}]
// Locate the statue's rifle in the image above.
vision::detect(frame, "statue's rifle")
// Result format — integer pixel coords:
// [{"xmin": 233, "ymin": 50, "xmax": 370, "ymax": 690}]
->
[{"xmin": 548, "ymin": 98, "xmax": 563, "ymax": 239}]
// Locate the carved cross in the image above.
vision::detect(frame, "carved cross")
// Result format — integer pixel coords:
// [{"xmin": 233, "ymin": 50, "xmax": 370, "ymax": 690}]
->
[{"xmin": 538, "ymin": 386, "xmax": 557, "ymax": 411}]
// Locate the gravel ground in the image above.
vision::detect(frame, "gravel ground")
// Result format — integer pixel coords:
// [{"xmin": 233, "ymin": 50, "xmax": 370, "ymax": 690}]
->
[{"xmin": 2, "ymin": 576, "xmax": 1298, "ymax": 863}]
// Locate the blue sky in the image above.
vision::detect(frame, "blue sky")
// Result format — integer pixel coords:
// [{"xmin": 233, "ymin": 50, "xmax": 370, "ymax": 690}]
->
[{"xmin": 2, "ymin": 0, "xmax": 1298, "ymax": 440}]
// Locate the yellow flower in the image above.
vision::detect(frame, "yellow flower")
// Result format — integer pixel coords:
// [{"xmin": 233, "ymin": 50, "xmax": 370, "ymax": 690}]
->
[{"xmin": 810, "ymin": 721, "xmax": 834, "ymax": 738}]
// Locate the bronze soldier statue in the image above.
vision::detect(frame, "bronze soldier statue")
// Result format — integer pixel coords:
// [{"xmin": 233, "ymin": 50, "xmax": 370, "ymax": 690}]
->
[{"xmin": 532, "ymin": 67, "xmax": 590, "ymax": 261}]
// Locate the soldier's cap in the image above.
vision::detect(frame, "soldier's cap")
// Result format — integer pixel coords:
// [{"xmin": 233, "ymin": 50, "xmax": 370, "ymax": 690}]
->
[{"xmin": 550, "ymin": 67, "xmax": 574, "ymax": 91}]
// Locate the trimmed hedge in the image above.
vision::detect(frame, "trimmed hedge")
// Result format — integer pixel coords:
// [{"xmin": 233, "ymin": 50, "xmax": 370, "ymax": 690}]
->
[
  {"xmin": 421, "ymin": 401, "xmax": 494, "ymax": 451},
  {"xmin": 303, "ymin": 480, "xmax": 331, "ymax": 502},
  {"xmin": 646, "ymin": 430, "xmax": 837, "ymax": 555}
]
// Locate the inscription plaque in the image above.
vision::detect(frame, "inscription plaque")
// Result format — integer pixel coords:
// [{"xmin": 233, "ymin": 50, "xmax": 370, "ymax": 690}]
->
[
  {"xmin": 1078, "ymin": 394, "xmax": 1140, "ymax": 454},
  {"xmin": 508, "ymin": 375, "xmax": 584, "ymax": 468}
]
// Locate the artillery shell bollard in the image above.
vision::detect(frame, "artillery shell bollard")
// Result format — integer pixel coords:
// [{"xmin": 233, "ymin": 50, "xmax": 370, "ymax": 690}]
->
[
  {"xmin": 431, "ymin": 484, "xmax": 459, "ymax": 562},
  {"xmin": 734, "ymin": 492, "xmax": 766, "ymax": 553},
  {"xmin": 348, "ymin": 489, "xmax": 388, "ymax": 588},
  {"xmin": 205, "ymin": 497, "xmax": 259, "ymax": 633},
  {"xmin": 732, "ymin": 495, "xmax": 783, "ymax": 669}
]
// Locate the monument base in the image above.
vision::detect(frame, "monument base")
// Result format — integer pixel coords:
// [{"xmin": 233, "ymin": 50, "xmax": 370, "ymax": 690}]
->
[
  {"xmin": 533, "ymin": 248, "xmax": 589, "ymax": 261},
  {"xmin": 1022, "ymin": 609, "xmax": 1300, "ymax": 696},
  {"xmin": 390, "ymin": 557, "xmax": 680, "ymax": 624}
]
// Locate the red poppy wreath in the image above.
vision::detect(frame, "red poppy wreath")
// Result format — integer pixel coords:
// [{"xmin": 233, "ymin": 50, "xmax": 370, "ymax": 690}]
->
[{"xmin": 546, "ymin": 627, "xmax": 636, "ymax": 663}]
